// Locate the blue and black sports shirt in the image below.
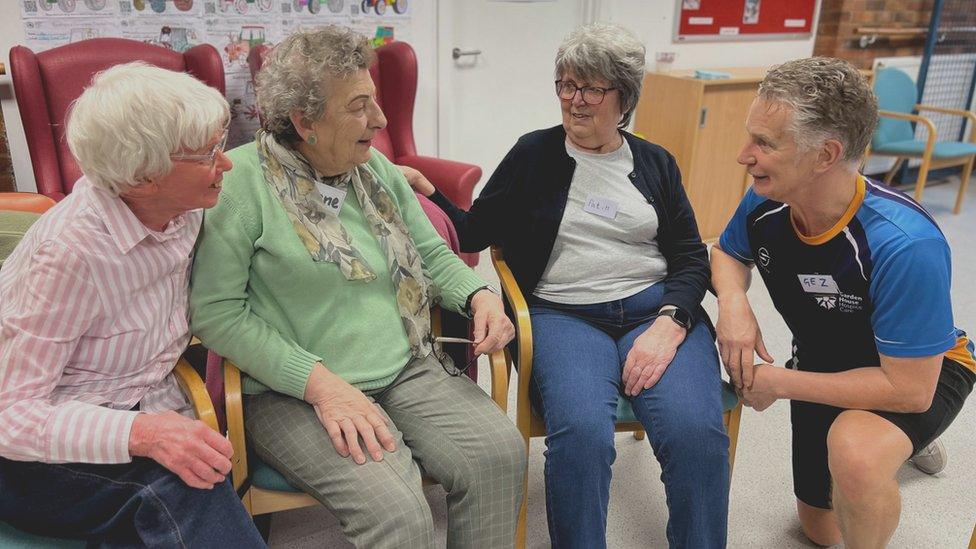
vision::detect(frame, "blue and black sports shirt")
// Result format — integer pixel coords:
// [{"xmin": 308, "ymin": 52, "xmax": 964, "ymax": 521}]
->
[{"xmin": 719, "ymin": 175, "xmax": 975, "ymax": 374}]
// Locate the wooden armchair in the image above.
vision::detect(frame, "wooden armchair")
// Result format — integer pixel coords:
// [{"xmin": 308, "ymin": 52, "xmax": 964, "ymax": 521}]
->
[
  {"xmin": 214, "ymin": 309, "xmax": 514, "ymax": 535},
  {"xmin": 489, "ymin": 246, "xmax": 743, "ymax": 549}
]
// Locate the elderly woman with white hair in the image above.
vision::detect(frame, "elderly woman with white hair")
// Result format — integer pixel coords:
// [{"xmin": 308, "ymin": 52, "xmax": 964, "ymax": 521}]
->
[
  {"xmin": 407, "ymin": 23, "xmax": 729, "ymax": 548},
  {"xmin": 189, "ymin": 26, "xmax": 526, "ymax": 548},
  {"xmin": 0, "ymin": 63, "xmax": 264, "ymax": 546}
]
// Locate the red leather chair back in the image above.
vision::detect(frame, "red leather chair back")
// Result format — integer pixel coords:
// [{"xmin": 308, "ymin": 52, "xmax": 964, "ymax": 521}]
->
[
  {"xmin": 370, "ymin": 41, "xmax": 419, "ymax": 160},
  {"xmin": 248, "ymin": 41, "xmax": 417, "ymax": 162},
  {"xmin": 9, "ymin": 38, "xmax": 225, "ymax": 201}
]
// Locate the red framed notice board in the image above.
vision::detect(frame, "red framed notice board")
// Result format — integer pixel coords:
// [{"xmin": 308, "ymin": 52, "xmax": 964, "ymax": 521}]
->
[{"xmin": 673, "ymin": 0, "xmax": 818, "ymax": 42}]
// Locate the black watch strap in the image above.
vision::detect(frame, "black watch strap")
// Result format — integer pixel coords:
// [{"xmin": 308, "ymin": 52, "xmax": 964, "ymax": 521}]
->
[
  {"xmin": 657, "ymin": 307, "xmax": 692, "ymax": 330},
  {"xmin": 464, "ymin": 285, "xmax": 497, "ymax": 316}
]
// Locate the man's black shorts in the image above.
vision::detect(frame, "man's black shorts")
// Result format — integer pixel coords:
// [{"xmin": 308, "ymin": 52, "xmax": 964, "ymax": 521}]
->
[{"xmin": 790, "ymin": 357, "xmax": 975, "ymax": 509}]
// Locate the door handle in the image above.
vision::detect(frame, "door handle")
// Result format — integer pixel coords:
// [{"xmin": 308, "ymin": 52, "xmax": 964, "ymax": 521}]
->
[{"xmin": 452, "ymin": 47, "xmax": 482, "ymax": 60}]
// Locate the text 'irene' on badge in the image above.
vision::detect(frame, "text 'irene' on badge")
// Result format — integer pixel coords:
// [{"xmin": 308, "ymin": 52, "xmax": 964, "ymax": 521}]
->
[
  {"xmin": 315, "ymin": 181, "xmax": 347, "ymax": 216},
  {"xmin": 583, "ymin": 195, "xmax": 619, "ymax": 219}
]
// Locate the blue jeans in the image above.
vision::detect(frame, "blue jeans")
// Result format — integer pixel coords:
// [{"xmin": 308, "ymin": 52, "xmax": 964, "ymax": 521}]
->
[
  {"xmin": 529, "ymin": 283, "xmax": 729, "ymax": 549},
  {"xmin": 0, "ymin": 456, "xmax": 265, "ymax": 548}
]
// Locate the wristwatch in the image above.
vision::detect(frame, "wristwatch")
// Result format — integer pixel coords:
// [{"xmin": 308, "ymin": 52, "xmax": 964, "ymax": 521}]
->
[
  {"xmin": 464, "ymin": 285, "xmax": 499, "ymax": 316},
  {"xmin": 657, "ymin": 306, "xmax": 692, "ymax": 330}
]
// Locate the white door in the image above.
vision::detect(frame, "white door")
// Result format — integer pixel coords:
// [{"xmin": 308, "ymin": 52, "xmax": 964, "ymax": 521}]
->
[{"xmin": 437, "ymin": 0, "xmax": 586, "ymax": 187}]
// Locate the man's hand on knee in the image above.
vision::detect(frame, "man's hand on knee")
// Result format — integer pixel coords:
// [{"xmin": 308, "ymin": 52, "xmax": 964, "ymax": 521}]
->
[
  {"xmin": 129, "ymin": 410, "xmax": 233, "ymax": 489},
  {"xmin": 716, "ymin": 291, "xmax": 774, "ymax": 390}
]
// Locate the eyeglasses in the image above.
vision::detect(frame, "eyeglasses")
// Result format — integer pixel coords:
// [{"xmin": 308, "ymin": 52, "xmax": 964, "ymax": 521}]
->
[
  {"xmin": 555, "ymin": 80, "xmax": 617, "ymax": 105},
  {"xmin": 170, "ymin": 130, "xmax": 229, "ymax": 167},
  {"xmin": 434, "ymin": 336, "xmax": 480, "ymax": 377}
]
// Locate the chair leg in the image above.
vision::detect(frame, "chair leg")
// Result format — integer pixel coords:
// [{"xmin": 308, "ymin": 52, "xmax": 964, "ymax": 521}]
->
[
  {"xmin": 725, "ymin": 403, "xmax": 743, "ymax": 475},
  {"xmin": 253, "ymin": 513, "xmax": 272, "ymax": 543},
  {"xmin": 633, "ymin": 429, "xmax": 645, "ymax": 441},
  {"xmin": 914, "ymin": 152, "xmax": 933, "ymax": 203},
  {"xmin": 954, "ymin": 156, "xmax": 974, "ymax": 214},
  {"xmin": 884, "ymin": 158, "xmax": 904, "ymax": 185},
  {"xmin": 516, "ymin": 486, "xmax": 528, "ymax": 549},
  {"xmin": 515, "ymin": 435, "xmax": 530, "ymax": 549}
]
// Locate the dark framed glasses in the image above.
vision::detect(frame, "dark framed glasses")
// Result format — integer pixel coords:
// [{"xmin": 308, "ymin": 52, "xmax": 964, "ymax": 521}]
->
[
  {"xmin": 555, "ymin": 80, "xmax": 617, "ymax": 105},
  {"xmin": 434, "ymin": 336, "xmax": 479, "ymax": 377}
]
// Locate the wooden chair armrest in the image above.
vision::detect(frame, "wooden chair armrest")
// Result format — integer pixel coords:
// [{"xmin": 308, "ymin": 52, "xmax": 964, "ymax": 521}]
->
[
  {"xmin": 490, "ymin": 246, "xmax": 535, "ymax": 436},
  {"xmin": 490, "ymin": 247, "xmax": 533, "ymax": 380},
  {"xmin": 914, "ymin": 104, "xmax": 976, "ymax": 122},
  {"xmin": 878, "ymin": 109, "xmax": 938, "ymax": 135},
  {"xmin": 173, "ymin": 358, "xmax": 219, "ymax": 432},
  {"xmin": 914, "ymin": 105, "xmax": 976, "ymax": 142},
  {"xmin": 223, "ymin": 358, "xmax": 250, "ymax": 492},
  {"xmin": 487, "ymin": 349, "xmax": 509, "ymax": 413}
]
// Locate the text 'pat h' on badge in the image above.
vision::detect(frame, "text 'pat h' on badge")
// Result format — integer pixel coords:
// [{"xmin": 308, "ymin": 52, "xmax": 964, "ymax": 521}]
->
[{"xmin": 583, "ymin": 195, "xmax": 618, "ymax": 219}]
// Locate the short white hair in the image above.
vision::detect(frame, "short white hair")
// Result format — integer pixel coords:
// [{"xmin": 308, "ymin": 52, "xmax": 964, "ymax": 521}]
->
[{"xmin": 66, "ymin": 62, "xmax": 229, "ymax": 194}]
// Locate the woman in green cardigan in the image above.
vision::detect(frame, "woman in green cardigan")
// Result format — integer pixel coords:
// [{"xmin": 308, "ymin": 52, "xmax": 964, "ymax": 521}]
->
[{"xmin": 189, "ymin": 27, "xmax": 525, "ymax": 549}]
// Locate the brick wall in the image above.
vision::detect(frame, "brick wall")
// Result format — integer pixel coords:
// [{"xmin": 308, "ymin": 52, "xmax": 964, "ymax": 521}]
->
[
  {"xmin": 0, "ymin": 108, "xmax": 15, "ymax": 192},
  {"xmin": 813, "ymin": 0, "xmax": 934, "ymax": 69}
]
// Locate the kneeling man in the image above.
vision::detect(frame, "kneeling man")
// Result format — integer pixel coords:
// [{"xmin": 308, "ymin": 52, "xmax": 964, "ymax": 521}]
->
[{"xmin": 712, "ymin": 57, "xmax": 973, "ymax": 547}]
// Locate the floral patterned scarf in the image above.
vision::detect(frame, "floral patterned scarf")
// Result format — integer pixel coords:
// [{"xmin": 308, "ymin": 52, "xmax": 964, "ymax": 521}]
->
[{"xmin": 256, "ymin": 130, "xmax": 434, "ymax": 358}]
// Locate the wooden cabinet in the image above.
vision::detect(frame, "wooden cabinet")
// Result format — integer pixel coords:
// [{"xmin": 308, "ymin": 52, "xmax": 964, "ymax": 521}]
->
[{"xmin": 633, "ymin": 68, "xmax": 767, "ymax": 241}]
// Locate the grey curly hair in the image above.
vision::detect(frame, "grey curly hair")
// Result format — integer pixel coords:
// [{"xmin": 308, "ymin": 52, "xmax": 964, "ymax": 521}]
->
[
  {"xmin": 758, "ymin": 57, "xmax": 878, "ymax": 163},
  {"xmin": 256, "ymin": 26, "xmax": 376, "ymax": 142},
  {"xmin": 554, "ymin": 22, "xmax": 646, "ymax": 128}
]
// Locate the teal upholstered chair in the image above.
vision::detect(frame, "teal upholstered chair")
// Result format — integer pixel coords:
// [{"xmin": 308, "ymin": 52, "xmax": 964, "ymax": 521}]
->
[
  {"xmin": 489, "ymin": 247, "xmax": 743, "ymax": 549},
  {"xmin": 869, "ymin": 67, "xmax": 976, "ymax": 213}
]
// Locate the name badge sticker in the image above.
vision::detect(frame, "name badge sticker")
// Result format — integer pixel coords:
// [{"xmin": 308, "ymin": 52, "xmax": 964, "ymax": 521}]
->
[
  {"xmin": 583, "ymin": 195, "xmax": 619, "ymax": 219},
  {"xmin": 797, "ymin": 274, "xmax": 840, "ymax": 294},
  {"xmin": 315, "ymin": 182, "xmax": 347, "ymax": 216}
]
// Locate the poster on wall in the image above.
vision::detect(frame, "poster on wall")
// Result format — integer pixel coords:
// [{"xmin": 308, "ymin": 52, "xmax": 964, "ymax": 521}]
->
[
  {"xmin": 19, "ymin": 0, "xmax": 413, "ymax": 148},
  {"xmin": 673, "ymin": 0, "xmax": 816, "ymax": 42}
]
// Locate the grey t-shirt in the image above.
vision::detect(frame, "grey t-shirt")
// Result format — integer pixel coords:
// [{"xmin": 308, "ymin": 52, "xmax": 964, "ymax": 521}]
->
[{"xmin": 533, "ymin": 138, "xmax": 668, "ymax": 304}]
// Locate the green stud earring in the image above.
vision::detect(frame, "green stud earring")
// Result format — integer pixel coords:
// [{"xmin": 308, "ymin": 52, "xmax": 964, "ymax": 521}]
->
[{"xmin": 307, "ymin": 134, "xmax": 318, "ymax": 145}]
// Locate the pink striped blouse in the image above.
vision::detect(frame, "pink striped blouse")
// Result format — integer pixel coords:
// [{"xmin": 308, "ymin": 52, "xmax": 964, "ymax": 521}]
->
[{"xmin": 0, "ymin": 178, "xmax": 200, "ymax": 464}]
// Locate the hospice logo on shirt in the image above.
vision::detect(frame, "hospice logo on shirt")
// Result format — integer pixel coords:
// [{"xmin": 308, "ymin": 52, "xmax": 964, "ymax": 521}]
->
[{"xmin": 815, "ymin": 295, "xmax": 837, "ymax": 310}]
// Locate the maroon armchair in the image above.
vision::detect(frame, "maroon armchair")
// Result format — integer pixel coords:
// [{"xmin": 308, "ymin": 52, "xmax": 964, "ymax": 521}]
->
[
  {"xmin": 248, "ymin": 41, "xmax": 482, "ymax": 266},
  {"xmin": 9, "ymin": 38, "xmax": 225, "ymax": 201}
]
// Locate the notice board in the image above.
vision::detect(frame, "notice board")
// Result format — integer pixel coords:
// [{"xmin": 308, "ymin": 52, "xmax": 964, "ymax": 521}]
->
[{"xmin": 673, "ymin": 0, "xmax": 818, "ymax": 42}]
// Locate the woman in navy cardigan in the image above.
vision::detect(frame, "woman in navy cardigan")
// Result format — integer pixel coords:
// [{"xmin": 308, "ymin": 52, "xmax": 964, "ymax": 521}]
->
[{"xmin": 406, "ymin": 23, "xmax": 729, "ymax": 549}]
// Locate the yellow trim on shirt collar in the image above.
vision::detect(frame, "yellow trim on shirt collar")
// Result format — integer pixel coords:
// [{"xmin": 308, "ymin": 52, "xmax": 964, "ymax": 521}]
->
[{"xmin": 792, "ymin": 174, "xmax": 866, "ymax": 246}]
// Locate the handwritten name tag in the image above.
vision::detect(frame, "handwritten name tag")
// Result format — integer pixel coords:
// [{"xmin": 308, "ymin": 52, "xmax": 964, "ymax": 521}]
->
[
  {"xmin": 315, "ymin": 182, "xmax": 347, "ymax": 216},
  {"xmin": 583, "ymin": 195, "xmax": 619, "ymax": 219},
  {"xmin": 797, "ymin": 274, "xmax": 840, "ymax": 294}
]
